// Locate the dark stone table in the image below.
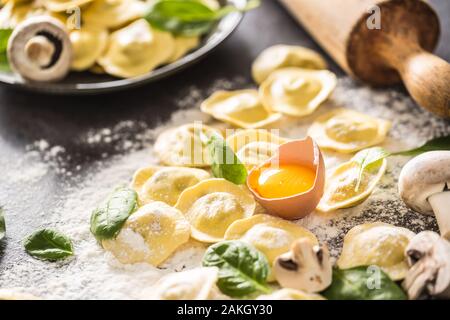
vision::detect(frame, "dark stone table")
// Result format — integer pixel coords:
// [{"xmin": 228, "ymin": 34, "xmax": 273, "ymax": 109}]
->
[{"xmin": 0, "ymin": 1, "xmax": 449, "ymax": 280}]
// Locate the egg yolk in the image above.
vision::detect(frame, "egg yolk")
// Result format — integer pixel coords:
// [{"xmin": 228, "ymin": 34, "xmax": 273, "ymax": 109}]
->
[{"xmin": 254, "ymin": 164, "xmax": 316, "ymax": 198}]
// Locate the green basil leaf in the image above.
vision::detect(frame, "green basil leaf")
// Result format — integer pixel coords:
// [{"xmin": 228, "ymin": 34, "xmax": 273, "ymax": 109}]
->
[
  {"xmin": 207, "ymin": 134, "xmax": 248, "ymax": 185},
  {"xmin": 352, "ymin": 147, "xmax": 390, "ymax": 191},
  {"xmin": 393, "ymin": 135, "xmax": 450, "ymax": 156},
  {"xmin": 322, "ymin": 267, "xmax": 407, "ymax": 300},
  {"xmin": 202, "ymin": 240, "xmax": 271, "ymax": 298},
  {"xmin": 0, "ymin": 207, "xmax": 5, "ymax": 241},
  {"xmin": 0, "ymin": 29, "xmax": 12, "ymax": 71},
  {"xmin": 90, "ymin": 186, "xmax": 138, "ymax": 240},
  {"xmin": 24, "ymin": 229, "xmax": 74, "ymax": 261}
]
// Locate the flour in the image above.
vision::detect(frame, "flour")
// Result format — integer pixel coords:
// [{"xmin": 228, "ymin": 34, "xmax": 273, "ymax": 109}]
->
[{"xmin": 0, "ymin": 77, "xmax": 449, "ymax": 299}]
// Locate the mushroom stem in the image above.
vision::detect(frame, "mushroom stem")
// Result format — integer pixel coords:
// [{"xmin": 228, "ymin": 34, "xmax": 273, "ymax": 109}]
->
[
  {"xmin": 25, "ymin": 35, "xmax": 55, "ymax": 68},
  {"xmin": 429, "ymin": 189, "xmax": 450, "ymax": 240}
]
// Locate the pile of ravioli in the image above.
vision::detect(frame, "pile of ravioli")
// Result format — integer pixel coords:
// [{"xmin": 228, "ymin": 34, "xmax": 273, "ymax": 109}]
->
[
  {"xmin": 94, "ymin": 45, "xmax": 420, "ymax": 300},
  {"xmin": 0, "ymin": 0, "xmax": 218, "ymax": 78}
]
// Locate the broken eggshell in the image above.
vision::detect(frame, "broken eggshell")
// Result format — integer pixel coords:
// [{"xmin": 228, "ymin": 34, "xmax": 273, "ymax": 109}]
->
[{"xmin": 247, "ymin": 137, "xmax": 325, "ymax": 220}]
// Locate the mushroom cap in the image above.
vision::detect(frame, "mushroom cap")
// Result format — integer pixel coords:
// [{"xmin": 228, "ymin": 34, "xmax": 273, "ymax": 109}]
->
[
  {"xmin": 398, "ymin": 151, "xmax": 450, "ymax": 214},
  {"xmin": 7, "ymin": 15, "xmax": 72, "ymax": 82}
]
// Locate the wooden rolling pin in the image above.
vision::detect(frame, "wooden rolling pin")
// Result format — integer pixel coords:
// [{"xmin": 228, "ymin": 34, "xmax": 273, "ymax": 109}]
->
[{"xmin": 279, "ymin": 0, "xmax": 450, "ymax": 118}]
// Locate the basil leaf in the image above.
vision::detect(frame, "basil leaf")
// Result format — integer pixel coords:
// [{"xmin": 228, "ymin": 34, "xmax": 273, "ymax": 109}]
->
[
  {"xmin": 322, "ymin": 267, "xmax": 407, "ymax": 300},
  {"xmin": 0, "ymin": 207, "xmax": 5, "ymax": 241},
  {"xmin": 207, "ymin": 134, "xmax": 248, "ymax": 185},
  {"xmin": 90, "ymin": 187, "xmax": 138, "ymax": 240},
  {"xmin": 202, "ymin": 240, "xmax": 271, "ymax": 298},
  {"xmin": 352, "ymin": 147, "xmax": 390, "ymax": 191},
  {"xmin": 0, "ymin": 29, "xmax": 12, "ymax": 71},
  {"xmin": 145, "ymin": 0, "xmax": 260, "ymax": 36},
  {"xmin": 393, "ymin": 135, "xmax": 450, "ymax": 156},
  {"xmin": 24, "ymin": 229, "xmax": 74, "ymax": 261}
]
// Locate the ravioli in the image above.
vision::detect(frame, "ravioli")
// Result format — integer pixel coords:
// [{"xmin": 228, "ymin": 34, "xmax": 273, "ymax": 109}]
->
[
  {"xmin": 257, "ymin": 288, "xmax": 325, "ymax": 300},
  {"xmin": 102, "ymin": 201, "xmax": 190, "ymax": 266},
  {"xmin": 148, "ymin": 267, "xmax": 221, "ymax": 300},
  {"xmin": 236, "ymin": 141, "xmax": 280, "ymax": 170},
  {"xmin": 337, "ymin": 222, "xmax": 415, "ymax": 280},
  {"xmin": 317, "ymin": 157, "xmax": 387, "ymax": 212},
  {"xmin": 259, "ymin": 68, "xmax": 337, "ymax": 117},
  {"xmin": 224, "ymin": 214, "xmax": 318, "ymax": 267},
  {"xmin": 226, "ymin": 129, "xmax": 287, "ymax": 153},
  {"xmin": 168, "ymin": 36, "xmax": 200, "ymax": 63},
  {"xmin": 252, "ymin": 45, "xmax": 327, "ymax": 84},
  {"xmin": 131, "ymin": 166, "xmax": 210, "ymax": 206},
  {"xmin": 0, "ymin": 1, "xmax": 32, "ymax": 28},
  {"xmin": 70, "ymin": 25, "xmax": 108, "ymax": 71},
  {"xmin": 98, "ymin": 19, "xmax": 175, "ymax": 78},
  {"xmin": 154, "ymin": 123, "xmax": 222, "ymax": 167},
  {"xmin": 201, "ymin": 90, "xmax": 282, "ymax": 129},
  {"xmin": 308, "ymin": 108, "xmax": 391, "ymax": 153},
  {"xmin": 175, "ymin": 178, "xmax": 256, "ymax": 243},
  {"xmin": 83, "ymin": 0, "xmax": 147, "ymax": 29},
  {"xmin": 43, "ymin": 0, "xmax": 93, "ymax": 12}
]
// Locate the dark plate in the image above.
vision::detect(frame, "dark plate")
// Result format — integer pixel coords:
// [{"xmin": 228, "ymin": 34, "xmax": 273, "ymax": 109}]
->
[{"xmin": 0, "ymin": 0, "xmax": 245, "ymax": 94}]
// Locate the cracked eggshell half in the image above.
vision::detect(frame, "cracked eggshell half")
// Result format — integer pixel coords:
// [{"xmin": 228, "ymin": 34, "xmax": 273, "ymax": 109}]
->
[
  {"xmin": 247, "ymin": 137, "xmax": 326, "ymax": 220},
  {"xmin": 317, "ymin": 157, "xmax": 387, "ymax": 212},
  {"xmin": 97, "ymin": 19, "xmax": 175, "ymax": 78},
  {"xmin": 102, "ymin": 201, "xmax": 190, "ymax": 267},
  {"xmin": 175, "ymin": 178, "xmax": 256, "ymax": 243},
  {"xmin": 154, "ymin": 123, "xmax": 222, "ymax": 167},
  {"xmin": 201, "ymin": 89, "xmax": 282, "ymax": 129},
  {"xmin": 338, "ymin": 222, "xmax": 415, "ymax": 281},
  {"xmin": 130, "ymin": 166, "xmax": 210, "ymax": 206},
  {"xmin": 252, "ymin": 45, "xmax": 327, "ymax": 84},
  {"xmin": 259, "ymin": 67, "xmax": 337, "ymax": 117},
  {"xmin": 308, "ymin": 108, "xmax": 391, "ymax": 153},
  {"xmin": 70, "ymin": 24, "xmax": 108, "ymax": 71}
]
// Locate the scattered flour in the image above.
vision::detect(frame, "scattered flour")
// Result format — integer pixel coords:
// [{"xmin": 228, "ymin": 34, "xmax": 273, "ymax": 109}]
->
[{"xmin": 0, "ymin": 77, "xmax": 449, "ymax": 299}]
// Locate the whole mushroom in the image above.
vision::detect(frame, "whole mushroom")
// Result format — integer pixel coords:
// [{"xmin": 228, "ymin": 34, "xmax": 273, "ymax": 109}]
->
[
  {"xmin": 7, "ymin": 16, "xmax": 72, "ymax": 82},
  {"xmin": 403, "ymin": 231, "xmax": 450, "ymax": 299},
  {"xmin": 398, "ymin": 151, "xmax": 450, "ymax": 240},
  {"xmin": 273, "ymin": 238, "xmax": 332, "ymax": 293}
]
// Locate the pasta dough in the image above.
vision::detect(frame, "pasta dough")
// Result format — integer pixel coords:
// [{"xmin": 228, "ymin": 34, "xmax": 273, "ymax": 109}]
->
[
  {"xmin": 175, "ymin": 178, "xmax": 256, "ymax": 243},
  {"xmin": 98, "ymin": 19, "xmax": 175, "ymax": 78},
  {"xmin": 317, "ymin": 158, "xmax": 387, "ymax": 212},
  {"xmin": 338, "ymin": 222, "xmax": 415, "ymax": 280},
  {"xmin": 83, "ymin": 0, "xmax": 147, "ymax": 29},
  {"xmin": 102, "ymin": 201, "xmax": 190, "ymax": 266},
  {"xmin": 131, "ymin": 166, "xmax": 210, "ymax": 206},
  {"xmin": 259, "ymin": 68, "xmax": 336, "ymax": 117},
  {"xmin": 201, "ymin": 89, "xmax": 282, "ymax": 129},
  {"xmin": 168, "ymin": 36, "xmax": 200, "ymax": 63},
  {"xmin": 154, "ymin": 123, "xmax": 222, "ymax": 167},
  {"xmin": 70, "ymin": 25, "xmax": 108, "ymax": 71},
  {"xmin": 252, "ymin": 45, "xmax": 327, "ymax": 84},
  {"xmin": 308, "ymin": 108, "xmax": 391, "ymax": 153}
]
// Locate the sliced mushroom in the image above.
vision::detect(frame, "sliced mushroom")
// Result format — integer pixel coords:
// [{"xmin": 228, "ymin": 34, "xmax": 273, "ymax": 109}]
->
[
  {"xmin": 7, "ymin": 16, "xmax": 72, "ymax": 82},
  {"xmin": 273, "ymin": 238, "xmax": 332, "ymax": 293},
  {"xmin": 403, "ymin": 231, "xmax": 450, "ymax": 300},
  {"xmin": 398, "ymin": 151, "xmax": 450, "ymax": 240}
]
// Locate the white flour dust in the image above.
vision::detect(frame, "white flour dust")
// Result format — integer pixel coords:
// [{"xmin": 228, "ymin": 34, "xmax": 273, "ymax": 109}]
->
[{"xmin": 0, "ymin": 77, "xmax": 448, "ymax": 299}]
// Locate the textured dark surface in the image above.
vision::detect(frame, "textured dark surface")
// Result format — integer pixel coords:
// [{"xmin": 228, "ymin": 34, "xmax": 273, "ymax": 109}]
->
[{"xmin": 0, "ymin": 1, "xmax": 449, "ymax": 275}]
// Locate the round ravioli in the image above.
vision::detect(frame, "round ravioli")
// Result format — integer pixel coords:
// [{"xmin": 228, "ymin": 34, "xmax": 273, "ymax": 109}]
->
[
  {"xmin": 43, "ymin": 0, "xmax": 93, "ymax": 12},
  {"xmin": 308, "ymin": 108, "xmax": 391, "ymax": 153},
  {"xmin": 148, "ymin": 267, "xmax": 220, "ymax": 300},
  {"xmin": 252, "ymin": 45, "xmax": 327, "ymax": 84},
  {"xmin": 98, "ymin": 19, "xmax": 175, "ymax": 78},
  {"xmin": 154, "ymin": 123, "xmax": 222, "ymax": 167},
  {"xmin": 236, "ymin": 141, "xmax": 280, "ymax": 170},
  {"xmin": 257, "ymin": 288, "xmax": 325, "ymax": 300},
  {"xmin": 83, "ymin": 0, "xmax": 148, "ymax": 29},
  {"xmin": 259, "ymin": 68, "xmax": 337, "ymax": 117},
  {"xmin": 337, "ymin": 222, "xmax": 415, "ymax": 280},
  {"xmin": 70, "ymin": 25, "xmax": 108, "ymax": 71},
  {"xmin": 226, "ymin": 128, "xmax": 287, "ymax": 153},
  {"xmin": 175, "ymin": 178, "xmax": 256, "ymax": 243},
  {"xmin": 201, "ymin": 90, "xmax": 282, "ymax": 129},
  {"xmin": 224, "ymin": 214, "xmax": 318, "ymax": 266},
  {"xmin": 168, "ymin": 36, "xmax": 200, "ymax": 63},
  {"xmin": 102, "ymin": 201, "xmax": 190, "ymax": 266},
  {"xmin": 131, "ymin": 166, "xmax": 210, "ymax": 206},
  {"xmin": 317, "ymin": 158, "xmax": 387, "ymax": 212}
]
